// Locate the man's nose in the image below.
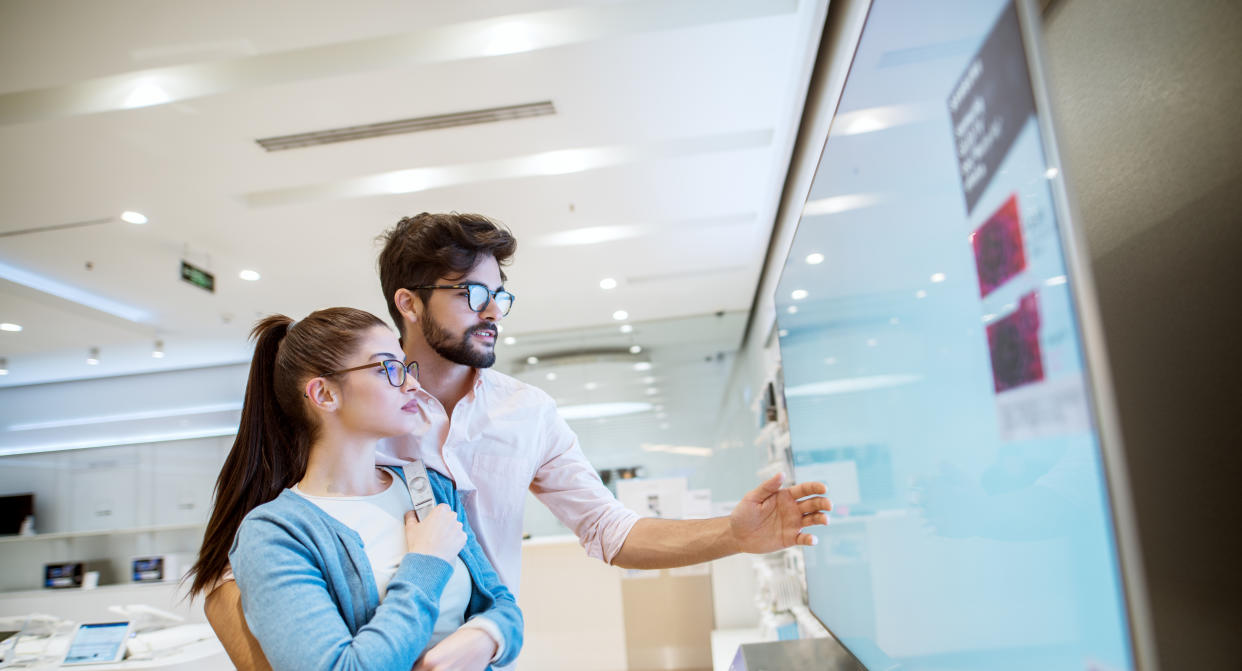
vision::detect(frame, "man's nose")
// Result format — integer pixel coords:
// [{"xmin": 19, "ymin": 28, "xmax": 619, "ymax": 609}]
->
[{"xmin": 480, "ymin": 298, "xmax": 503, "ymax": 321}]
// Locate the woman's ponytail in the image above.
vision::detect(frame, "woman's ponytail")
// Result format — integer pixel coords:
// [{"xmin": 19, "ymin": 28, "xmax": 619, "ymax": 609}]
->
[{"xmin": 189, "ymin": 315, "xmax": 305, "ymax": 597}]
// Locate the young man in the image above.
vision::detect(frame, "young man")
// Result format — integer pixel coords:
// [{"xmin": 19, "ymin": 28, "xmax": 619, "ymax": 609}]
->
[{"xmin": 205, "ymin": 212, "xmax": 831, "ymax": 670}]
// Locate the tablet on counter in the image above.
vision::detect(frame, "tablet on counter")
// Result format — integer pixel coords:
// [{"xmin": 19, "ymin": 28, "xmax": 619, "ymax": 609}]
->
[{"xmin": 61, "ymin": 621, "xmax": 132, "ymax": 666}]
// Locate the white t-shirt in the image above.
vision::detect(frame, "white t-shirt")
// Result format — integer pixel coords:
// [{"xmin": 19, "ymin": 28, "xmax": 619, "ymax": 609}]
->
[{"xmin": 291, "ymin": 471, "xmax": 499, "ymax": 652}]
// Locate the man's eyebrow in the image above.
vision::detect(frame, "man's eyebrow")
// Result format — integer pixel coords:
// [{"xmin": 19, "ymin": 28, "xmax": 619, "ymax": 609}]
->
[
  {"xmin": 463, "ymin": 279, "xmax": 505, "ymax": 290},
  {"xmin": 370, "ymin": 352, "xmax": 400, "ymax": 360}
]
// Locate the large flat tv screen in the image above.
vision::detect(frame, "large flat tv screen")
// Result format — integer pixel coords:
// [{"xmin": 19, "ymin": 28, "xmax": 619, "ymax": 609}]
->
[{"xmin": 774, "ymin": 1, "xmax": 1153, "ymax": 669}]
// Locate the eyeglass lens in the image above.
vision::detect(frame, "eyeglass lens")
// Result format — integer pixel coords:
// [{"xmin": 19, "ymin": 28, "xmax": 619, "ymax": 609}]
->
[
  {"xmin": 381, "ymin": 360, "xmax": 419, "ymax": 387},
  {"xmin": 466, "ymin": 285, "xmax": 514, "ymax": 316}
]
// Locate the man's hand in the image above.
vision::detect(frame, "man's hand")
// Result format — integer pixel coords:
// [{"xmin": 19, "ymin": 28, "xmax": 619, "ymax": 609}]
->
[
  {"xmin": 729, "ymin": 472, "xmax": 831, "ymax": 554},
  {"xmin": 413, "ymin": 627, "xmax": 497, "ymax": 671}
]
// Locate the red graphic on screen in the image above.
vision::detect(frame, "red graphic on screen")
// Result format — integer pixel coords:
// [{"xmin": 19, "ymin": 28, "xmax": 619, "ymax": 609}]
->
[
  {"xmin": 971, "ymin": 194, "xmax": 1027, "ymax": 298},
  {"xmin": 986, "ymin": 292, "xmax": 1044, "ymax": 393}
]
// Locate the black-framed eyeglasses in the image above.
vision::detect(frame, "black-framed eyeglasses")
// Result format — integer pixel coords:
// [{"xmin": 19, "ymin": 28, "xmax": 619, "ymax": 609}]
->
[
  {"xmin": 412, "ymin": 283, "xmax": 515, "ymax": 317},
  {"xmin": 321, "ymin": 359, "xmax": 419, "ymax": 387}
]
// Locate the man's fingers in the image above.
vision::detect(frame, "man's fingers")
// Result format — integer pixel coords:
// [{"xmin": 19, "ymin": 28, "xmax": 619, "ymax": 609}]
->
[
  {"xmin": 797, "ymin": 496, "xmax": 832, "ymax": 515},
  {"xmin": 787, "ymin": 481, "xmax": 828, "ymax": 499},
  {"xmin": 800, "ymin": 512, "xmax": 830, "ymax": 527},
  {"xmin": 742, "ymin": 472, "xmax": 786, "ymax": 502}
]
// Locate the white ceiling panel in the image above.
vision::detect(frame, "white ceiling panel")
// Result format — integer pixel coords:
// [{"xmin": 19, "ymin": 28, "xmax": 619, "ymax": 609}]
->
[{"xmin": 0, "ymin": 0, "xmax": 827, "ymax": 387}]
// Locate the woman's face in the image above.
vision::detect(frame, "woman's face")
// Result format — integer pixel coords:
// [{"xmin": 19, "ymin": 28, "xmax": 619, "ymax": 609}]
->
[{"xmin": 329, "ymin": 325, "xmax": 421, "ymax": 440}]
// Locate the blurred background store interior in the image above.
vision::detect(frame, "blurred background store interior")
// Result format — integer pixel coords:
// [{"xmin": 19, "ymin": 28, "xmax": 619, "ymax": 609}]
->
[{"xmin": 1, "ymin": 0, "xmax": 1238, "ymax": 669}]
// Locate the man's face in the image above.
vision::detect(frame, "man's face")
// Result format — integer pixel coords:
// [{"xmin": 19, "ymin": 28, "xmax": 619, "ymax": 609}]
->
[{"xmin": 419, "ymin": 255, "xmax": 505, "ymax": 368}]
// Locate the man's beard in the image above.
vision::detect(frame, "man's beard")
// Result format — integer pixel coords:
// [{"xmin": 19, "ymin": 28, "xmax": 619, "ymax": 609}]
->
[{"xmin": 421, "ymin": 313, "xmax": 496, "ymax": 368}]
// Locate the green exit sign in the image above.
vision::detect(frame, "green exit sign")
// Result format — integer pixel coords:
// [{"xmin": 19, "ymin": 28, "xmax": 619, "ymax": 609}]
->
[{"xmin": 180, "ymin": 261, "xmax": 215, "ymax": 293}]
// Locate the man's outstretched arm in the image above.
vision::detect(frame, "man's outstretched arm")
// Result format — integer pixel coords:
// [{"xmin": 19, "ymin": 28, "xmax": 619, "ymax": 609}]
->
[
  {"xmin": 610, "ymin": 473, "xmax": 831, "ymax": 570},
  {"xmin": 203, "ymin": 580, "xmax": 273, "ymax": 671}
]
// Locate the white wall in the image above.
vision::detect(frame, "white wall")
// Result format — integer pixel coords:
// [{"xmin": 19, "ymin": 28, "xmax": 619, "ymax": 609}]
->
[{"xmin": 0, "ymin": 365, "xmax": 245, "ymax": 592}]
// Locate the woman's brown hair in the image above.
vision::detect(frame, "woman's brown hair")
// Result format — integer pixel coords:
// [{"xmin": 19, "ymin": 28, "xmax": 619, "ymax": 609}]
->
[{"xmin": 189, "ymin": 307, "xmax": 387, "ymax": 597}]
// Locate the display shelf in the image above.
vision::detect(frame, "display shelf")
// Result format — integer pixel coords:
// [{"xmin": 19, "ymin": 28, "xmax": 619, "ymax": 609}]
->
[{"xmin": 0, "ymin": 522, "xmax": 203, "ymax": 544}]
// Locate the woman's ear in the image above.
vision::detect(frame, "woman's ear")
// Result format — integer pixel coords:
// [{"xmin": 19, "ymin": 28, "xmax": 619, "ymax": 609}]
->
[
  {"xmin": 394, "ymin": 288, "xmax": 420, "ymax": 326},
  {"xmin": 304, "ymin": 378, "xmax": 338, "ymax": 411}
]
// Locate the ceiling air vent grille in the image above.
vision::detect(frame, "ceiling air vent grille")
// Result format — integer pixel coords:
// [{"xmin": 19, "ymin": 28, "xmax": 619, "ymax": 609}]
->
[{"xmin": 255, "ymin": 100, "xmax": 555, "ymax": 152}]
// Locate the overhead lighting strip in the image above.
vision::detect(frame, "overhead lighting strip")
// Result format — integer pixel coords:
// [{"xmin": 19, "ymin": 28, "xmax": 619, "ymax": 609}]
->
[
  {"xmin": 0, "ymin": 260, "xmax": 151, "ymax": 324},
  {"xmin": 0, "ymin": 426, "xmax": 239, "ymax": 458},
  {"xmin": 7, "ymin": 402, "xmax": 243, "ymax": 432}
]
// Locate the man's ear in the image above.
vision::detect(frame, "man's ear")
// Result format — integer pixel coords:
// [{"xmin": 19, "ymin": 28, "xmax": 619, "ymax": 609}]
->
[
  {"xmin": 393, "ymin": 288, "xmax": 421, "ymax": 327},
  {"xmin": 304, "ymin": 378, "xmax": 338, "ymax": 410}
]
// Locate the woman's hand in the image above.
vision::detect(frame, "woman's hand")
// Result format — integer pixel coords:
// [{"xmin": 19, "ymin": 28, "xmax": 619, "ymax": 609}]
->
[
  {"xmin": 412, "ymin": 627, "xmax": 497, "ymax": 671},
  {"xmin": 404, "ymin": 505, "xmax": 466, "ymax": 562}
]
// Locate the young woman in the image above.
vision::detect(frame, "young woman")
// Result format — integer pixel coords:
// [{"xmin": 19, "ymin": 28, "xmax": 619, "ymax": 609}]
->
[{"xmin": 189, "ymin": 308, "xmax": 522, "ymax": 671}]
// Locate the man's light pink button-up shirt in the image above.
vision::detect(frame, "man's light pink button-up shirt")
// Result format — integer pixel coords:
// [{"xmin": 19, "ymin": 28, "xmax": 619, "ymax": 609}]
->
[{"xmin": 377, "ymin": 368, "xmax": 639, "ymax": 592}]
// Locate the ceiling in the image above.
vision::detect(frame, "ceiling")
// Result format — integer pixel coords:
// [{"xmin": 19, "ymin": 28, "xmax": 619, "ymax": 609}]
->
[{"xmin": 0, "ymin": 0, "xmax": 827, "ymax": 388}]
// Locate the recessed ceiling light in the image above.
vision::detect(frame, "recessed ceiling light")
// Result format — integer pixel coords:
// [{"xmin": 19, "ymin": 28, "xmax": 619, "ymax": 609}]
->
[
  {"xmin": 503, "ymin": 336, "xmax": 517, "ymax": 345},
  {"xmin": 889, "ymin": 317, "xmax": 900, "ymax": 325},
  {"xmin": 584, "ymin": 382, "xmax": 598, "ymax": 391},
  {"xmin": 86, "ymin": 347, "xmax": 100, "ymax": 365},
  {"xmin": 930, "ymin": 272, "xmax": 946, "ymax": 283},
  {"xmin": 600, "ymin": 277, "xmax": 618, "ymax": 290},
  {"xmin": 915, "ymin": 289, "xmax": 928, "ymax": 299},
  {"xmin": 0, "ymin": 323, "xmax": 22, "ymax": 332},
  {"xmin": 1045, "ymin": 167, "xmax": 1059, "ymax": 179},
  {"xmin": 120, "ymin": 211, "xmax": 148, "ymax": 224},
  {"xmin": 778, "ymin": 329, "xmax": 789, "ymax": 337},
  {"xmin": 526, "ymin": 356, "xmax": 539, "ymax": 365},
  {"xmin": 642, "ymin": 376, "xmax": 656, "ymax": 384},
  {"xmin": 645, "ymin": 387, "xmax": 659, "ymax": 395},
  {"xmin": 824, "ymin": 357, "xmax": 837, "ymax": 365},
  {"xmin": 612, "ymin": 310, "xmax": 628, "ymax": 321},
  {"xmin": 787, "ymin": 305, "xmax": 798, "ymax": 314},
  {"xmin": 619, "ymin": 324, "xmax": 633, "ymax": 334},
  {"xmin": 791, "ymin": 289, "xmax": 808, "ymax": 301},
  {"xmin": 629, "ymin": 345, "xmax": 642, "ymax": 354},
  {"xmin": 545, "ymin": 372, "xmax": 557, "ymax": 381},
  {"xmin": 805, "ymin": 253, "xmax": 825, "ymax": 265},
  {"xmin": 633, "ymin": 362, "xmax": 652, "ymax": 371},
  {"xmin": 867, "ymin": 338, "xmax": 878, "ymax": 347},
  {"xmin": 239, "ymin": 270, "xmax": 261, "ymax": 281}
]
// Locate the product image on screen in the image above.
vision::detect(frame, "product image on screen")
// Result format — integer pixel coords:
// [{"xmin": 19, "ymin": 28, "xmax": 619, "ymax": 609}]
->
[
  {"xmin": 773, "ymin": 0, "xmax": 1139, "ymax": 669},
  {"xmin": 972, "ymin": 195, "xmax": 1027, "ymax": 298},
  {"xmin": 987, "ymin": 292, "xmax": 1044, "ymax": 392},
  {"xmin": 132, "ymin": 557, "xmax": 164, "ymax": 582},
  {"xmin": 62, "ymin": 622, "xmax": 131, "ymax": 665}
]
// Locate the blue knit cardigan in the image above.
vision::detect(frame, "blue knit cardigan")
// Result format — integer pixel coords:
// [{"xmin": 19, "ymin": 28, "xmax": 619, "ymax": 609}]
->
[{"xmin": 229, "ymin": 466, "xmax": 523, "ymax": 670}]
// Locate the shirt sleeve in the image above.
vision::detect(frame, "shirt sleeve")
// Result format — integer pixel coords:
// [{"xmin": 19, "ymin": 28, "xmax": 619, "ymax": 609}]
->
[
  {"xmin": 528, "ymin": 399, "xmax": 641, "ymax": 564},
  {"xmin": 460, "ymin": 616, "xmax": 504, "ymax": 662},
  {"xmin": 230, "ymin": 514, "xmax": 453, "ymax": 671}
]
